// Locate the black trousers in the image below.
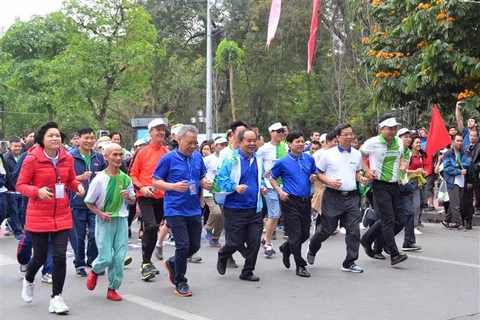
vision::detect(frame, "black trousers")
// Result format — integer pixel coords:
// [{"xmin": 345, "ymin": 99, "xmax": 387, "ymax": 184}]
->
[
  {"xmin": 309, "ymin": 189, "xmax": 361, "ymax": 268},
  {"xmin": 279, "ymin": 196, "xmax": 311, "ymax": 268},
  {"xmin": 26, "ymin": 229, "xmax": 69, "ymax": 297},
  {"xmin": 461, "ymin": 185, "xmax": 474, "ymax": 220},
  {"xmin": 218, "ymin": 207, "xmax": 262, "ymax": 275},
  {"xmin": 137, "ymin": 197, "xmax": 164, "ymax": 264},
  {"xmin": 361, "ymin": 180, "xmax": 405, "ymax": 257}
]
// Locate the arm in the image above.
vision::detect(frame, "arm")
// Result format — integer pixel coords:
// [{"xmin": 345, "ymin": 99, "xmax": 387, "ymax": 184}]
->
[
  {"xmin": 15, "ymin": 156, "xmax": 40, "ymax": 198},
  {"xmin": 86, "ymin": 202, "xmax": 112, "ymax": 223},
  {"xmin": 216, "ymin": 159, "xmax": 238, "ymax": 193},
  {"xmin": 456, "ymin": 101, "xmax": 464, "ymax": 132},
  {"xmin": 269, "ymin": 177, "xmax": 288, "ymax": 201}
]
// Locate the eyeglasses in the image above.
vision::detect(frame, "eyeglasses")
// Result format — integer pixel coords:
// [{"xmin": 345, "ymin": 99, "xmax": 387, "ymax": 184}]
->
[
  {"xmin": 274, "ymin": 129, "xmax": 285, "ymax": 134},
  {"xmin": 340, "ymin": 133, "xmax": 355, "ymax": 137}
]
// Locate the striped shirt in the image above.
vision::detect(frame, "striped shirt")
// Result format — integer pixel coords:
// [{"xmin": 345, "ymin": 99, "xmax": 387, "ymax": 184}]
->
[{"xmin": 361, "ymin": 135, "xmax": 404, "ymax": 183}]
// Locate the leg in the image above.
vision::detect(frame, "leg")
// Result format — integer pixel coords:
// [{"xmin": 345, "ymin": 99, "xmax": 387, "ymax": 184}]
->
[
  {"xmin": 218, "ymin": 208, "xmax": 247, "ymax": 264},
  {"xmin": 340, "ymin": 195, "xmax": 361, "ymax": 268},
  {"xmin": 373, "ymin": 181, "xmax": 400, "ymax": 257},
  {"xmin": 402, "ymin": 192, "xmax": 416, "ymax": 246},
  {"xmin": 204, "ymin": 197, "xmax": 224, "ymax": 241},
  {"xmin": 166, "ymin": 215, "xmax": 190, "ymax": 285},
  {"xmin": 281, "ymin": 198, "xmax": 307, "ymax": 268},
  {"xmin": 72, "ymin": 209, "xmax": 87, "ymax": 270},
  {"xmin": 264, "ymin": 189, "xmax": 280, "ymax": 245},
  {"xmin": 7, "ymin": 193, "xmax": 23, "ymax": 237},
  {"xmin": 86, "ymin": 210, "xmax": 98, "ymax": 267},
  {"xmin": 447, "ymin": 185, "xmax": 463, "ymax": 225},
  {"xmin": 50, "ymin": 230, "xmax": 69, "ymax": 297},
  {"xmin": 17, "ymin": 231, "xmax": 33, "ymax": 265},
  {"xmin": 242, "ymin": 211, "xmax": 263, "ymax": 275},
  {"xmin": 309, "ymin": 192, "xmax": 341, "ymax": 255},
  {"xmin": 92, "ymin": 216, "xmax": 113, "ymax": 275},
  {"xmin": 109, "ymin": 218, "xmax": 128, "ymax": 290},
  {"xmin": 138, "ymin": 197, "xmax": 159, "ymax": 264},
  {"xmin": 25, "ymin": 232, "xmax": 49, "ymax": 282}
]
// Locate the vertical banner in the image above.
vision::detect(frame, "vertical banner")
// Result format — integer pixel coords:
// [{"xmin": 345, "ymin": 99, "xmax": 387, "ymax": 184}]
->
[
  {"xmin": 266, "ymin": 0, "xmax": 282, "ymax": 49},
  {"xmin": 424, "ymin": 105, "xmax": 452, "ymax": 175},
  {"xmin": 307, "ymin": 0, "xmax": 320, "ymax": 73}
]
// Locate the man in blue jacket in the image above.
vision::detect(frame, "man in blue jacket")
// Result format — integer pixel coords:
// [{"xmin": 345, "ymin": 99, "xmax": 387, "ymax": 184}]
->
[
  {"xmin": 442, "ymin": 134, "xmax": 471, "ymax": 230},
  {"xmin": 69, "ymin": 128, "xmax": 107, "ymax": 276}
]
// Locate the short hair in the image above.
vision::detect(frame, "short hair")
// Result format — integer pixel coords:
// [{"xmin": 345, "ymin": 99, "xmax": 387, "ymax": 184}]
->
[
  {"xmin": 103, "ymin": 143, "xmax": 122, "ymax": 156},
  {"xmin": 77, "ymin": 127, "xmax": 95, "ymax": 136},
  {"xmin": 9, "ymin": 136, "xmax": 21, "ymax": 144},
  {"xmin": 34, "ymin": 122, "xmax": 59, "ymax": 148},
  {"xmin": 110, "ymin": 132, "xmax": 122, "ymax": 140},
  {"xmin": 325, "ymin": 132, "xmax": 337, "ymax": 143},
  {"xmin": 23, "ymin": 129, "xmax": 34, "ymax": 138},
  {"xmin": 177, "ymin": 125, "xmax": 198, "ymax": 138},
  {"xmin": 286, "ymin": 131, "xmax": 304, "ymax": 143},
  {"xmin": 60, "ymin": 131, "xmax": 67, "ymax": 143},
  {"xmin": 454, "ymin": 133, "xmax": 463, "ymax": 140},
  {"xmin": 199, "ymin": 140, "xmax": 211, "ymax": 153},
  {"xmin": 230, "ymin": 120, "xmax": 248, "ymax": 133},
  {"xmin": 448, "ymin": 125, "xmax": 456, "ymax": 130},
  {"xmin": 238, "ymin": 128, "xmax": 257, "ymax": 142},
  {"xmin": 334, "ymin": 124, "xmax": 352, "ymax": 136},
  {"xmin": 311, "ymin": 140, "xmax": 321, "ymax": 147},
  {"xmin": 379, "ymin": 113, "xmax": 394, "ymax": 124}
]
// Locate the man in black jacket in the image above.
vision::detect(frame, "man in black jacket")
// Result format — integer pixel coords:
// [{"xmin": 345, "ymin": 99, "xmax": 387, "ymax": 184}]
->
[
  {"xmin": 4, "ymin": 136, "xmax": 24, "ymax": 239},
  {"xmin": 464, "ymin": 130, "xmax": 480, "ymax": 229}
]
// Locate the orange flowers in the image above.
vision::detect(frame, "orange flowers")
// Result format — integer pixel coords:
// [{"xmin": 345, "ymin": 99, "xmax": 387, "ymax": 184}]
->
[
  {"xmin": 446, "ymin": 17, "xmax": 455, "ymax": 22},
  {"xmin": 371, "ymin": 0, "xmax": 385, "ymax": 6},
  {"xmin": 436, "ymin": 0, "xmax": 444, "ymax": 4},
  {"xmin": 417, "ymin": 41, "xmax": 425, "ymax": 49},
  {"xmin": 376, "ymin": 71, "xmax": 401, "ymax": 78},
  {"xmin": 375, "ymin": 51, "xmax": 394, "ymax": 59},
  {"xmin": 362, "ymin": 37, "xmax": 370, "ymax": 44},
  {"xmin": 458, "ymin": 89, "xmax": 475, "ymax": 100},
  {"xmin": 417, "ymin": 3, "xmax": 431, "ymax": 10},
  {"xmin": 436, "ymin": 13, "xmax": 446, "ymax": 20},
  {"xmin": 366, "ymin": 49, "xmax": 377, "ymax": 56},
  {"xmin": 395, "ymin": 52, "xmax": 404, "ymax": 58}
]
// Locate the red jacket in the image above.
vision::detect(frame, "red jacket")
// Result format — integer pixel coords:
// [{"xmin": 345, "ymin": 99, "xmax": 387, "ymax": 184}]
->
[{"xmin": 16, "ymin": 145, "xmax": 82, "ymax": 232}]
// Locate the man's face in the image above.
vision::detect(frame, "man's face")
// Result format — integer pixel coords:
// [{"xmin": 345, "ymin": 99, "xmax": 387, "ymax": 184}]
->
[
  {"xmin": 239, "ymin": 131, "xmax": 257, "ymax": 157},
  {"xmin": 270, "ymin": 128, "xmax": 285, "ymax": 143},
  {"xmin": 288, "ymin": 136, "xmax": 306, "ymax": 154},
  {"xmin": 106, "ymin": 146, "xmax": 124, "ymax": 168},
  {"xmin": 453, "ymin": 135, "xmax": 463, "ymax": 150},
  {"xmin": 449, "ymin": 127, "xmax": 457, "ymax": 136},
  {"xmin": 178, "ymin": 131, "xmax": 198, "ymax": 156},
  {"xmin": 149, "ymin": 125, "xmax": 166, "ymax": 144},
  {"xmin": 311, "ymin": 132, "xmax": 320, "ymax": 141},
  {"xmin": 25, "ymin": 133, "xmax": 35, "ymax": 143},
  {"xmin": 351, "ymin": 138, "xmax": 359, "ymax": 149},
  {"xmin": 337, "ymin": 127, "xmax": 354, "ymax": 147},
  {"xmin": 215, "ymin": 142, "xmax": 228, "ymax": 154},
  {"xmin": 111, "ymin": 134, "xmax": 121, "ymax": 144},
  {"xmin": 282, "ymin": 126, "xmax": 289, "ymax": 138},
  {"xmin": 467, "ymin": 118, "xmax": 476, "ymax": 129},
  {"xmin": 10, "ymin": 142, "xmax": 22, "ymax": 156},
  {"xmin": 79, "ymin": 132, "xmax": 95, "ymax": 151},
  {"xmin": 469, "ymin": 131, "xmax": 478, "ymax": 145},
  {"xmin": 310, "ymin": 143, "xmax": 320, "ymax": 154},
  {"xmin": 380, "ymin": 126, "xmax": 398, "ymax": 141},
  {"xmin": 70, "ymin": 136, "xmax": 79, "ymax": 146}
]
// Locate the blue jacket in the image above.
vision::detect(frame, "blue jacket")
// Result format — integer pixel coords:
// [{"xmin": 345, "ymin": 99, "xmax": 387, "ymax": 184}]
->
[
  {"xmin": 442, "ymin": 148, "xmax": 471, "ymax": 189},
  {"xmin": 68, "ymin": 148, "xmax": 107, "ymax": 208}
]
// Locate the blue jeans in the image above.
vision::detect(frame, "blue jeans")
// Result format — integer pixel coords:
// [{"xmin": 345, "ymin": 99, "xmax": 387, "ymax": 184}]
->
[
  {"xmin": 399, "ymin": 192, "xmax": 415, "ymax": 246},
  {"xmin": 165, "ymin": 214, "xmax": 202, "ymax": 285},
  {"xmin": 0, "ymin": 192, "xmax": 7, "ymax": 224},
  {"xmin": 17, "ymin": 231, "xmax": 53, "ymax": 275},
  {"xmin": 7, "ymin": 193, "xmax": 23, "ymax": 237},
  {"xmin": 72, "ymin": 208, "xmax": 98, "ymax": 270}
]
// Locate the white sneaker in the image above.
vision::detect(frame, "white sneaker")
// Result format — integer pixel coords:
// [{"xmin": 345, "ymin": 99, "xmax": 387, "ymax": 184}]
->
[
  {"xmin": 22, "ymin": 278, "xmax": 35, "ymax": 303},
  {"xmin": 414, "ymin": 228, "xmax": 422, "ymax": 235},
  {"xmin": 49, "ymin": 295, "xmax": 69, "ymax": 314},
  {"xmin": 339, "ymin": 227, "xmax": 347, "ymax": 235},
  {"xmin": 41, "ymin": 273, "xmax": 53, "ymax": 284},
  {"xmin": 19, "ymin": 264, "xmax": 27, "ymax": 279}
]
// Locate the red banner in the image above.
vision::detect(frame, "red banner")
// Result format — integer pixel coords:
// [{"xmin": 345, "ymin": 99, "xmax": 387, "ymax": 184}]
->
[
  {"xmin": 424, "ymin": 105, "xmax": 452, "ymax": 175},
  {"xmin": 307, "ymin": 0, "xmax": 320, "ymax": 73}
]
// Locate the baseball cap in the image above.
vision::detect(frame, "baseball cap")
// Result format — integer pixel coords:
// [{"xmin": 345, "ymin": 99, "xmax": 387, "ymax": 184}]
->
[
  {"xmin": 148, "ymin": 118, "xmax": 166, "ymax": 130},
  {"xmin": 171, "ymin": 123, "xmax": 184, "ymax": 136},
  {"xmin": 396, "ymin": 128, "xmax": 411, "ymax": 137},
  {"xmin": 134, "ymin": 139, "xmax": 146, "ymax": 147},
  {"xmin": 379, "ymin": 117, "xmax": 401, "ymax": 128},
  {"xmin": 319, "ymin": 133, "xmax": 327, "ymax": 143},
  {"xmin": 214, "ymin": 137, "xmax": 228, "ymax": 145},
  {"xmin": 268, "ymin": 122, "xmax": 283, "ymax": 132}
]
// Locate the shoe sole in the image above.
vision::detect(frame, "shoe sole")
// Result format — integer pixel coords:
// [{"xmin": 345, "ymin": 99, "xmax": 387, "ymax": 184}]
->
[
  {"xmin": 163, "ymin": 260, "xmax": 175, "ymax": 286},
  {"xmin": 49, "ymin": 307, "xmax": 69, "ymax": 314},
  {"xmin": 124, "ymin": 257, "xmax": 132, "ymax": 266},
  {"xmin": 341, "ymin": 267, "xmax": 363, "ymax": 273},
  {"xmin": 402, "ymin": 248, "xmax": 421, "ymax": 251},
  {"xmin": 174, "ymin": 290, "xmax": 192, "ymax": 297},
  {"xmin": 187, "ymin": 259, "xmax": 202, "ymax": 263}
]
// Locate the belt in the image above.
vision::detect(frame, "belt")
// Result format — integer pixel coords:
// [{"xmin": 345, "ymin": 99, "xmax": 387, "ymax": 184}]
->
[
  {"xmin": 289, "ymin": 195, "xmax": 312, "ymax": 202},
  {"xmin": 326, "ymin": 188, "xmax": 358, "ymax": 196}
]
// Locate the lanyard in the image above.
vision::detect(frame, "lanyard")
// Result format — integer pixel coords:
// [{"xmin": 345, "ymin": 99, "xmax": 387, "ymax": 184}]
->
[{"xmin": 174, "ymin": 149, "xmax": 193, "ymax": 180}]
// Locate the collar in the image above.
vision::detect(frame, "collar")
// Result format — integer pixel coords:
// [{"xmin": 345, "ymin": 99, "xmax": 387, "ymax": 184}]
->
[
  {"xmin": 378, "ymin": 134, "xmax": 398, "ymax": 147},
  {"xmin": 287, "ymin": 151, "xmax": 304, "ymax": 161},
  {"xmin": 337, "ymin": 144, "xmax": 352, "ymax": 153},
  {"xmin": 238, "ymin": 149, "xmax": 254, "ymax": 160},
  {"xmin": 174, "ymin": 148, "xmax": 193, "ymax": 161}
]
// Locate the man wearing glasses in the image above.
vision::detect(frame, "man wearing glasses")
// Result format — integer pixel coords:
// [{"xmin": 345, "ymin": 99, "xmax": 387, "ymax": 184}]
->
[
  {"xmin": 360, "ymin": 114, "xmax": 408, "ymax": 266},
  {"xmin": 257, "ymin": 122, "xmax": 288, "ymax": 258},
  {"xmin": 306, "ymin": 125, "xmax": 366, "ymax": 273}
]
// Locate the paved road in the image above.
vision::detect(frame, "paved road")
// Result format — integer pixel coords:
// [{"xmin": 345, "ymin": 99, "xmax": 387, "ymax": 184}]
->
[{"xmin": 1, "ymin": 222, "xmax": 479, "ymax": 320}]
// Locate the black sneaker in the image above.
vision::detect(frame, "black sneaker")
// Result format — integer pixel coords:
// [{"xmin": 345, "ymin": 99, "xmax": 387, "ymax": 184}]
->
[
  {"xmin": 141, "ymin": 263, "xmax": 156, "ymax": 281},
  {"xmin": 402, "ymin": 244, "xmax": 421, "ymax": 251},
  {"xmin": 226, "ymin": 257, "xmax": 238, "ymax": 268},
  {"xmin": 163, "ymin": 260, "xmax": 175, "ymax": 285},
  {"xmin": 391, "ymin": 253, "xmax": 408, "ymax": 266},
  {"xmin": 76, "ymin": 269, "xmax": 87, "ymax": 277},
  {"xmin": 174, "ymin": 282, "xmax": 192, "ymax": 297},
  {"xmin": 151, "ymin": 264, "xmax": 160, "ymax": 275}
]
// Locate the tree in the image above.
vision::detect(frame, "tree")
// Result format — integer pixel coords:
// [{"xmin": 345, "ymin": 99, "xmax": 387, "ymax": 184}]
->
[{"xmin": 215, "ymin": 39, "xmax": 245, "ymax": 122}]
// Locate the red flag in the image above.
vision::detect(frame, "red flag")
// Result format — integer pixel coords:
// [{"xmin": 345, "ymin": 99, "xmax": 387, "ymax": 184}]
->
[
  {"xmin": 424, "ymin": 105, "xmax": 451, "ymax": 175},
  {"xmin": 307, "ymin": 0, "xmax": 320, "ymax": 73},
  {"xmin": 266, "ymin": 0, "xmax": 282, "ymax": 49}
]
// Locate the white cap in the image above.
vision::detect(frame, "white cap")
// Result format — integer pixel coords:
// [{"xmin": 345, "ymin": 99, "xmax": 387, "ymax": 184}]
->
[
  {"xmin": 214, "ymin": 137, "xmax": 228, "ymax": 145},
  {"xmin": 268, "ymin": 122, "xmax": 283, "ymax": 132},
  {"xmin": 379, "ymin": 117, "xmax": 401, "ymax": 128},
  {"xmin": 396, "ymin": 128, "xmax": 411, "ymax": 137},
  {"xmin": 134, "ymin": 139, "xmax": 146, "ymax": 147},
  {"xmin": 98, "ymin": 141, "xmax": 111, "ymax": 149},
  {"xmin": 171, "ymin": 124, "xmax": 184, "ymax": 136},
  {"xmin": 148, "ymin": 118, "xmax": 166, "ymax": 130},
  {"xmin": 319, "ymin": 133, "xmax": 327, "ymax": 143}
]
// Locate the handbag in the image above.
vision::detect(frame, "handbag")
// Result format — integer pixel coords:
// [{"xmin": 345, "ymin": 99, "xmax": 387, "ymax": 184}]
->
[{"xmin": 436, "ymin": 179, "xmax": 449, "ymax": 203}]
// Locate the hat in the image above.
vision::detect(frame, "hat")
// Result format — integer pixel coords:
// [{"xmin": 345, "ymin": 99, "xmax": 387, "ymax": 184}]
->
[
  {"xmin": 396, "ymin": 128, "xmax": 411, "ymax": 137},
  {"xmin": 319, "ymin": 133, "xmax": 327, "ymax": 143},
  {"xmin": 379, "ymin": 117, "xmax": 401, "ymax": 128},
  {"xmin": 97, "ymin": 141, "xmax": 111, "ymax": 149},
  {"xmin": 134, "ymin": 139, "xmax": 146, "ymax": 147},
  {"xmin": 214, "ymin": 137, "xmax": 228, "ymax": 145},
  {"xmin": 268, "ymin": 122, "xmax": 283, "ymax": 132},
  {"xmin": 148, "ymin": 118, "xmax": 166, "ymax": 130}
]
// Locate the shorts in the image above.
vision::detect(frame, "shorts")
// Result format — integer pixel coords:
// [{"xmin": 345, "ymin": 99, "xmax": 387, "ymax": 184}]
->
[{"xmin": 264, "ymin": 188, "xmax": 281, "ymax": 218}]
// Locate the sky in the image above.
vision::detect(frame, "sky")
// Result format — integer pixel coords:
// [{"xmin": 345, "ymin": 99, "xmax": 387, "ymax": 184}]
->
[{"xmin": 0, "ymin": 0, "xmax": 63, "ymax": 31}]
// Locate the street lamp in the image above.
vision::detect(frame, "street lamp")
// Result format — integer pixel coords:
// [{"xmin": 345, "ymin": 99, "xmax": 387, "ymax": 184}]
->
[
  {"xmin": 191, "ymin": 109, "xmax": 206, "ymax": 133},
  {"xmin": 206, "ymin": 0, "xmax": 223, "ymax": 140}
]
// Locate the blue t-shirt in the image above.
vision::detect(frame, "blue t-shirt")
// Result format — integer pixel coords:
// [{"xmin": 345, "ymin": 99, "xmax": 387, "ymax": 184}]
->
[
  {"xmin": 152, "ymin": 149, "xmax": 206, "ymax": 217},
  {"xmin": 270, "ymin": 152, "xmax": 317, "ymax": 198},
  {"xmin": 224, "ymin": 150, "xmax": 260, "ymax": 210}
]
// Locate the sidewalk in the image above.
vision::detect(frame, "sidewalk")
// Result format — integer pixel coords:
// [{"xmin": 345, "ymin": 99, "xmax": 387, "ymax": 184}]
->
[{"xmin": 422, "ymin": 207, "xmax": 480, "ymax": 226}]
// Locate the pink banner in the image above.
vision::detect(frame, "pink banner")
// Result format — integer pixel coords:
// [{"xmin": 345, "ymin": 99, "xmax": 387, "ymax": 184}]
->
[
  {"xmin": 307, "ymin": 0, "xmax": 320, "ymax": 73},
  {"xmin": 266, "ymin": 0, "xmax": 282, "ymax": 49}
]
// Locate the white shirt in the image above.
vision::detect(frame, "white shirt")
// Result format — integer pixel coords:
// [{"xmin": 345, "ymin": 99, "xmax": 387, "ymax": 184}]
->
[
  {"xmin": 312, "ymin": 148, "xmax": 326, "ymax": 170},
  {"xmin": 203, "ymin": 153, "xmax": 221, "ymax": 197},
  {"xmin": 257, "ymin": 142, "xmax": 288, "ymax": 188},
  {"xmin": 361, "ymin": 135, "xmax": 404, "ymax": 183},
  {"xmin": 317, "ymin": 146, "xmax": 362, "ymax": 191}
]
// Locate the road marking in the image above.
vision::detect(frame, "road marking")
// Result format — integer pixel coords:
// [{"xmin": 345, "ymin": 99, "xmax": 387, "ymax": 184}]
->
[
  {"xmin": 123, "ymin": 294, "xmax": 213, "ymax": 320},
  {"xmin": 0, "ymin": 253, "xmax": 17, "ymax": 266},
  {"xmin": 408, "ymin": 255, "xmax": 480, "ymax": 269}
]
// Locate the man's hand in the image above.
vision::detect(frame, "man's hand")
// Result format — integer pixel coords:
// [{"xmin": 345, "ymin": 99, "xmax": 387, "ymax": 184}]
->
[
  {"xmin": 309, "ymin": 174, "xmax": 317, "ymax": 182},
  {"xmin": 120, "ymin": 190, "xmax": 132, "ymax": 200},
  {"xmin": 173, "ymin": 181, "xmax": 189, "ymax": 192},
  {"xmin": 278, "ymin": 190, "xmax": 289, "ymax": 201},
  {"xmin": 329, "ymin": 178, "xmax": 342, "ymax": 189},
  {"xmin": 202, "ymin": 180, "xmax": 213, "ymax": 191},
  {"xmin": 260, "ymin": 186, "xmax": 267, "ymax": 195},
  {"xmin": 139, "ymin": 186, "xmax": 155, "ymax": 197},
  {"xmin": 100, "ymin": 211, "xmax": 112, "ymax": 223},
  {"xmin": 461, "ymin": 169, "xmax": 467, "ymax": 175},
  {"xmin": 80, "ymin": 171, "xmax": 93, "ymax": 180},
  {"xmin": 76, "ymin": 185, "xmax": 85, "ymax": 197},
  {"xmin": 235, "ymin": 184, "xmax": 248, "ymax": 194},
  {"xmin": 365, "ymin": 169, "xmax": 376, "ymax": 180}
]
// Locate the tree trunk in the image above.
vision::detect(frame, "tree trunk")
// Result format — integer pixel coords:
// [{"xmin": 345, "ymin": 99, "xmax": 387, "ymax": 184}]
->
[
  {"xmin": 229, "ymin": 62, "xmax": 236, "ymax": 121},
  {"xmin": 0, "ymin": 100, "xmax": 5, "ymax": 140}
]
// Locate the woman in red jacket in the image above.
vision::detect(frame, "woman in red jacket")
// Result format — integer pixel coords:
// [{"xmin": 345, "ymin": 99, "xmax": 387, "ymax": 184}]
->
[{"xmin": 16, "ymin": 122, "xmax": 84, "ymax": 314}]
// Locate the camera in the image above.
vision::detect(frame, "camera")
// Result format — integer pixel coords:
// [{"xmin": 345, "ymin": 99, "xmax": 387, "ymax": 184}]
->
[
  {"xmin": 149, "ymin": 187, "xmax": 156, "ymax": 194},
  {"xmin": 458, "ymin": 101, "xmax": 465, "ymax": 108}
]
